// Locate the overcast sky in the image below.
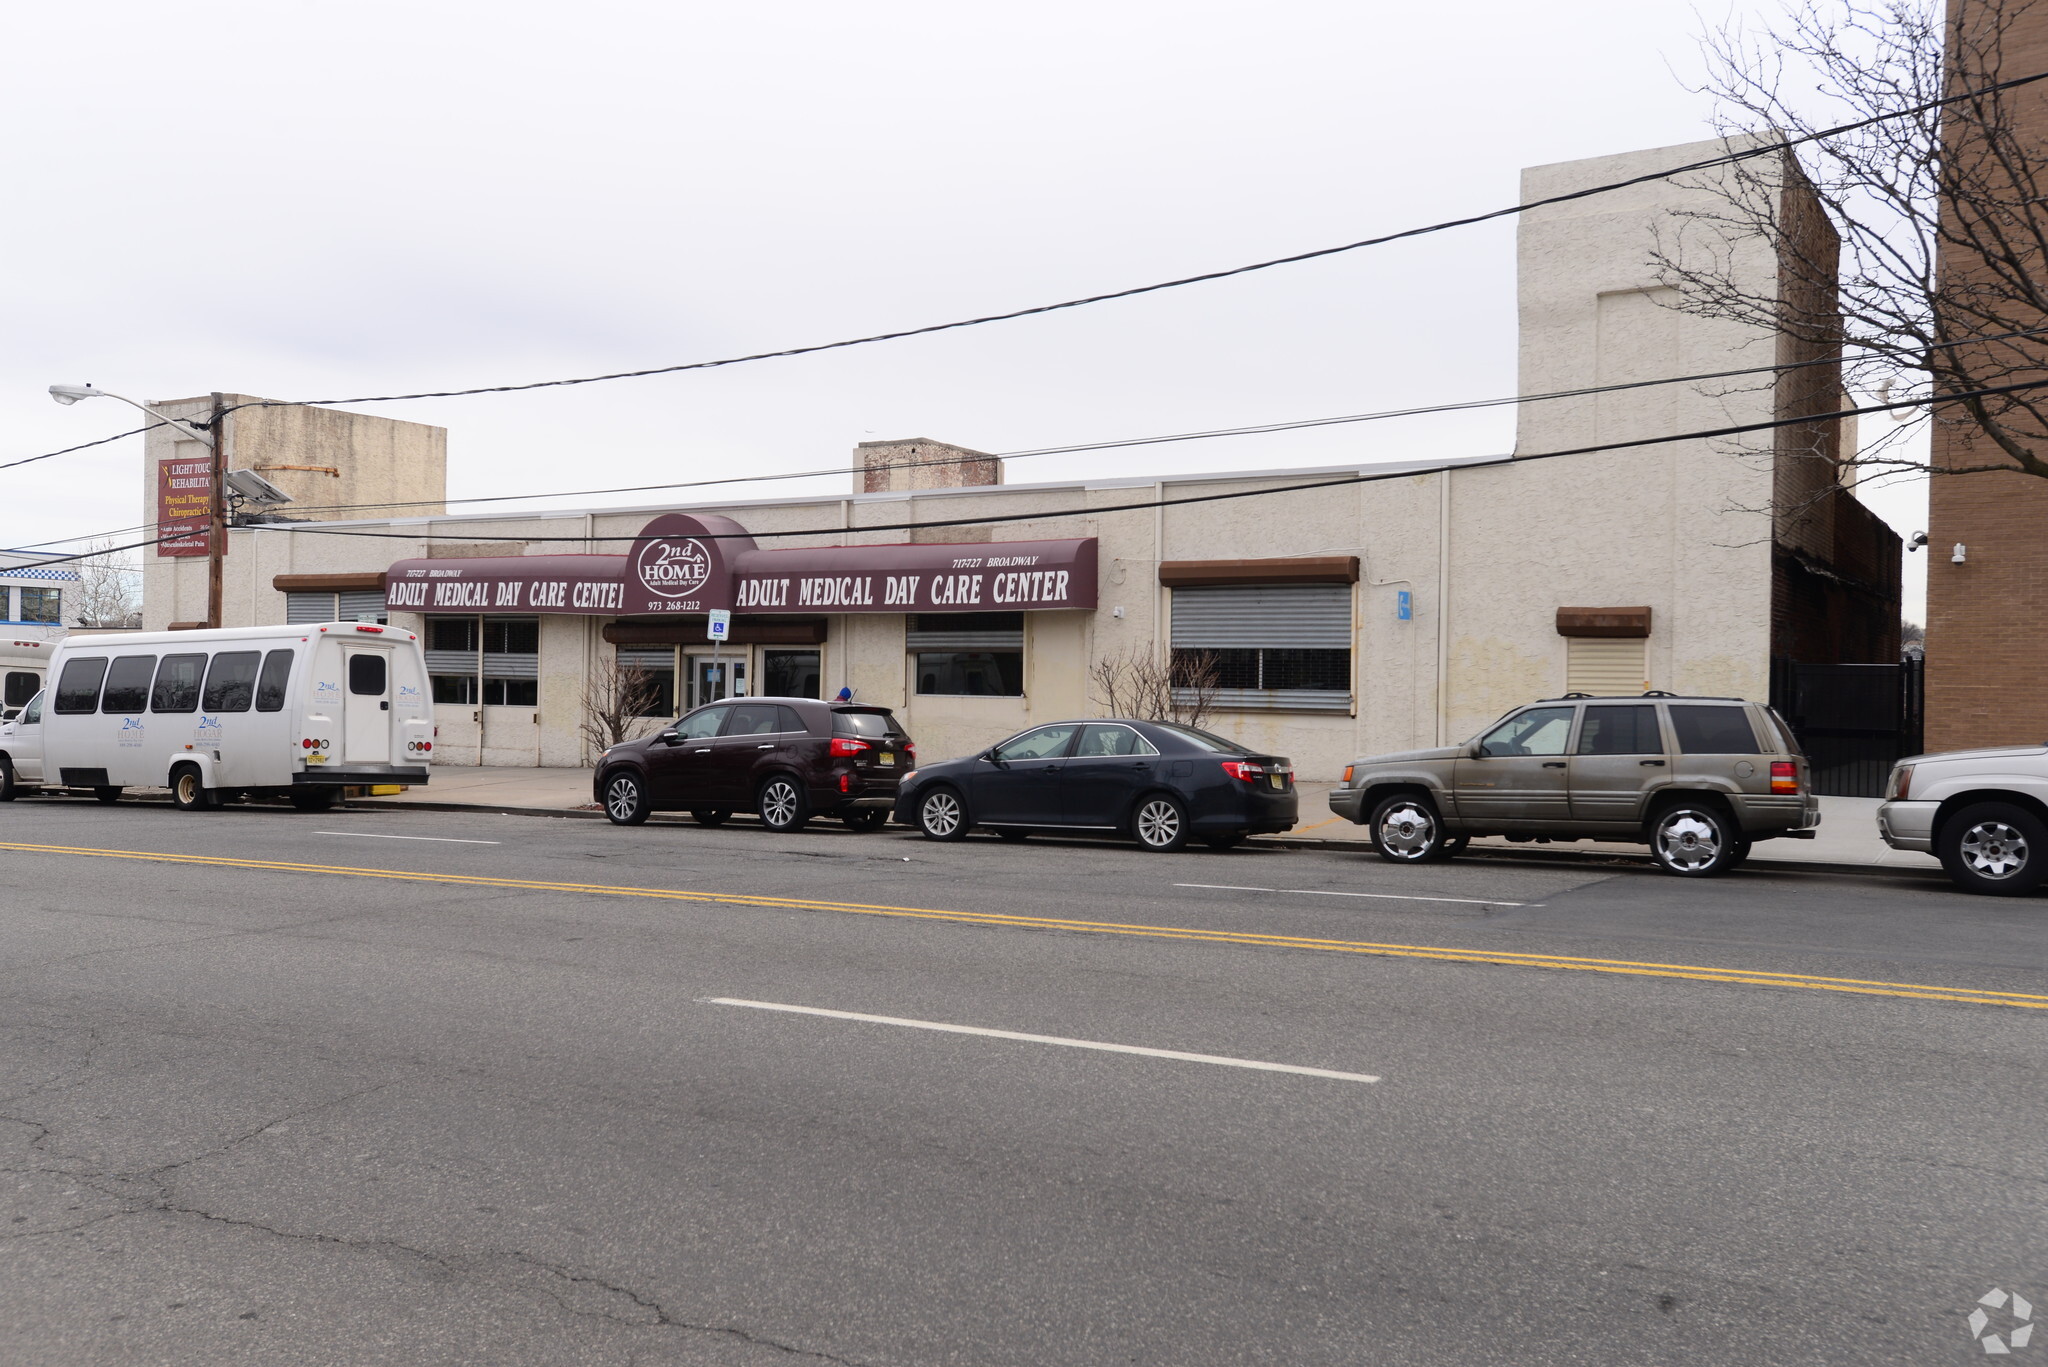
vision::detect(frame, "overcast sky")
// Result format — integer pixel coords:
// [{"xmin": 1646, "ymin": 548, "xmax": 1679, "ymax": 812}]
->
[{"xmin": 0, "ymin": 0, "xmax": 1928, "ymax": 616}]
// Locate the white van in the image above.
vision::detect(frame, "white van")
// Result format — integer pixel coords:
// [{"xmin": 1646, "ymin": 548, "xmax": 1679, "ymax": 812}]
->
[
  {"xmin": 1, "ymin": 631, "xmax": 59, "ymax": 721},
  {"xmin": 0, "ymin": 622, "xmax": 433, "ymax": 811}
]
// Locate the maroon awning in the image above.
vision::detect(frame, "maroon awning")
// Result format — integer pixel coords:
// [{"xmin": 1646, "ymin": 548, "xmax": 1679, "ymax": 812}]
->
[{"xmin": 383, "ymin": 515, "xmax": 1097, "ymax": 616}]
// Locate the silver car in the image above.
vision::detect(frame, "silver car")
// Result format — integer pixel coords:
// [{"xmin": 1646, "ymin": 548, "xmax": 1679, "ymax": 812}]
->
[
  {"xmin": 1329, "ymin": 694, "xmax": 1819, "ymax": 877},
  {"xmin": 1878, "ymin": 744, "xmax": 2048, "ymax": 895}
]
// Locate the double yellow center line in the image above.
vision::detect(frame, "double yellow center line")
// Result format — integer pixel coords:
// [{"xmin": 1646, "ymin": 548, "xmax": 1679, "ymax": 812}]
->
[{"xmin": 4, "ymin": 839, "xmax": 2044, "ymax": 1012}]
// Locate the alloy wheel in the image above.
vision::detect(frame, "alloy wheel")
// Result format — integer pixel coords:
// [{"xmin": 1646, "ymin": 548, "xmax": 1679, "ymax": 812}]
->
[
  {"xmin": 1376, "ymin": 801, "xmax": 1437, "ymax": 860},
  {"xmin": 1656, "ymin": 811, "xmax": 1722, "ymax": 872},
  {"xmin": 762, "ymin": 780, "xmax": 800, "ymax": 829},
  {"xmin": 1960, "ymin": 820, "xmax": 2030, "ymax": 879},
  {"xmin": 605, "ymin": 776, "xmax": 644, "ymax": 823},
  {"xmin": 1136, "ymin": 798, "xmax": 1181, "ymax": 849},
  {"xmin": 921, "ymin": 790, "xmax": 962, "ymax": 838}
]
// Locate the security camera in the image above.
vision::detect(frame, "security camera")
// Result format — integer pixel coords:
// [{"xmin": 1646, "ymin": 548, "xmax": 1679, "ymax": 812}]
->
[
  {"xmin": 1907, "ymin": 531, "xmax": 1929, "ymax": 551},
  {"xmin": 1953, "ymin": 543, "xmax": 1968, "ymax": 565}
]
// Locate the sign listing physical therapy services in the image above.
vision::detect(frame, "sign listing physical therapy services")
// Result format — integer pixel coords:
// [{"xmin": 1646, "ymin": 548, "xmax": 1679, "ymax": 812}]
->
[
  {"xmin": 385, "ymin": 512, "xmax": 1097, "ymax": 617},
  {"xmin": 155, "ymin": 456, "xmax": 214, "ymax": 558}
]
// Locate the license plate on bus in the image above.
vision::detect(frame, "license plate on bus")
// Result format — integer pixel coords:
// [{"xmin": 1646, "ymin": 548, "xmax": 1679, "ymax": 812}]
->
[{"xmin": 878, "ymin": 752, "xmax": 895, "ymax": 766}]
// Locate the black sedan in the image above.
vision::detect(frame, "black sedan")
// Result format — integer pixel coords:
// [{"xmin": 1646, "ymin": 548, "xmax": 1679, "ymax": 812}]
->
[{"xmin": 892, "ymin": 718, "xmax": 1297, "ymax": 852}]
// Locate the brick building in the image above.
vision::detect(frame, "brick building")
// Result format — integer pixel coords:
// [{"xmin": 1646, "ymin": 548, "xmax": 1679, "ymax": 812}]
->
[{"xmin": 1924, "ymin": 0, "xmax": 2048, "ymax": 750}]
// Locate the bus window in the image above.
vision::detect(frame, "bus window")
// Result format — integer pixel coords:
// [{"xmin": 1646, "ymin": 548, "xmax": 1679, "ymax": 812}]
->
[
  {"xmin": 254, "ymin": 650, "xmax": 293, "ymax": 712},
  {"xmin": 53, "ymin": 657, "xmax": 108, "ymax": 714},
  {"xmin": 150, "ymin": 654, "xmax": 207, "ymax": 714},
  {"xmin": 99, "ymin": 656, "xmax": 157, "ymax": 713},
  {"xmin": 4, "ymin": 671, "xmax": 38, "ymax": 709},
  {"xmin": 202, "ymin": 651, "xmax": 262, "ymax": 713}
]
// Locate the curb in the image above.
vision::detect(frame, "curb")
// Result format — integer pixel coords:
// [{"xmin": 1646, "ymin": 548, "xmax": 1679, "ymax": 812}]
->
[{"xmin": 343, "ymin": 797, "xmax": 1939, "ymax": 879}]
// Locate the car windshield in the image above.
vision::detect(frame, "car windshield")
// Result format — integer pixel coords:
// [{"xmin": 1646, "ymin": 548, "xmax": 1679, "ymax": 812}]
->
[{"xmin": 1148, "ymin": 723, "xmax": 1255, "ymax": 755}]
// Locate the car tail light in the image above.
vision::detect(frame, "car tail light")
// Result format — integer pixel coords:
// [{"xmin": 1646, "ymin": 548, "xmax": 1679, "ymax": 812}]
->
[
  {"xmin": 839, "ymin": 773, "xmax": 852, "ymax": 793},
  {"xmin": 1221, "ymin": 761, "xmax": 1265, "ymax": 782},
  {"xmin": 1770, "ymin": 760, "xmax": 1800, "ymax": 794},
  {"xmin": 1888, "ymin": 764, "xmax": 1913, "ymax": 801},
  {"xmin": 830, "ymin": 738, "xmax": 870, "ymax": 757},
  {"xmin": 903, "ymin": 741, "xmax": 916, "ymax": 758}
]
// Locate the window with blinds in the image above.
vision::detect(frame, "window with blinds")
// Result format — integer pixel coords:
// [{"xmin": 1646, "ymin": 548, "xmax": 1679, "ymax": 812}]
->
[
  {"xmin": 1564, "ymin": 637, "xmax": 1648, "ymax": 697},
  {"xmin": 422, "ymin": 615, "xmax": 540, "ymax": 706},
  {"xmin": 1169, "ymin": 585, "xmax": 1353, "ymax": 712},
  {"xmin": 908, "ymin": 613, "xmax": 1024, "ymax": 697},
  {"xmin": 615, "ymin": 645, "xmax": 676, "ymax": 717}
]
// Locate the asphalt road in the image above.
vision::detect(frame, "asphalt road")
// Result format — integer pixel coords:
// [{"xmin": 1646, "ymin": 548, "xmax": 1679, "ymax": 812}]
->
[{"xmin": 0, "ymin": 794, "xmax": 2042, "ymax": 1366}]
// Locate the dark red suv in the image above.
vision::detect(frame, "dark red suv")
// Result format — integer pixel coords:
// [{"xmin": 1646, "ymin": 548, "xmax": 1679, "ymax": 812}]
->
[{"xmin": 594, "ymin": 697, "xmax": 914, "ymax": 833}]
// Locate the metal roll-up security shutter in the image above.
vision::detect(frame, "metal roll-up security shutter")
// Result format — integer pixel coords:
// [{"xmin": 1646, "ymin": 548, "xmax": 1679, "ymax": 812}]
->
[
  {"xmin": 424, "ymin": 651, "xmax": 478, "ymax": 675},
  {"xmin": 481, "ymin": 652, "xmax": 539, "ymax": 680},
  {"xmin": 337, "ymin": 589, "xmax": 387, "ymax": 624},
  {"xmin": 285, "ymin": 591, "xmax": 337, "ymax": 624},
  {"xmin": 1170, "ymin": 585, "xmax": 1352, "ymax": 648},
  {"xmin": 1566, "ymin": 637, "xmax": 1647, "ymax": 697},
  {"xmin": 906, "ymin": 614, "xmax": 1023, "ymax": 651},
  {"xmin": 616, "ymin": 646, "xmax": 675, "ymax": 669}
]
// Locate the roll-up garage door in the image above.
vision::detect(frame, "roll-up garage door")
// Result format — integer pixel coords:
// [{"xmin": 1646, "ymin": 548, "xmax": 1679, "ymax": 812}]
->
[
  {"xmin": 616, "ymin": 646, "xmax": 675, "ymax": 669},
  {"xmin": 1565, "ymin": 637, "xmax": 1648, "ymax": 697},
  {"xmin": 337, "ymin": 590, "xmax": 387, "ymax": 624},
  {"xmin": 285, "ymin": 591, "xmax": 337, "ymax": 624},
  {"xmin": 1169, "ymin": 585, "xmax": 1352, "ymax": 648}
]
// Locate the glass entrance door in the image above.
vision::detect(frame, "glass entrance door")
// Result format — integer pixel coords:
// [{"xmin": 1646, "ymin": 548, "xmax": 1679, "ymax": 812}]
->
[{"xmin": 691, "ymin": 655, "xmax": 747, "ymax": 709}]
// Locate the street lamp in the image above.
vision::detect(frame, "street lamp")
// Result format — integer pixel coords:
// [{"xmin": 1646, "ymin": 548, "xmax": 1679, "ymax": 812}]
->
[{"xmin": 49, "ymin": 383, "xmax": 229, "ymax": 628}]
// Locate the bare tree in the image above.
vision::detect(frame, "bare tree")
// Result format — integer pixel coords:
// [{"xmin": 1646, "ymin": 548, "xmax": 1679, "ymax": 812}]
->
[
  {"xmin": 1089, "ymin": 645, "xmax": 1221, "ymax": 729},
  {"xmin": 1655, "ymin": 0, "xmax": 2048, "ymax": 490},
  {"xmin": 579, "ymin": 654, "xmax": 664, "ymax": 758},
  {"xmin": 70, "ymin": 538, "xmax": 141, "ymax": 628}
]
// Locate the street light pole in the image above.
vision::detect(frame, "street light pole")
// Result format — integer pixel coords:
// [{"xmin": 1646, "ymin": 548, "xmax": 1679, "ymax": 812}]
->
[{"xmin": 48, "ymin": 384, "xmax": 227, "ymax": 628}]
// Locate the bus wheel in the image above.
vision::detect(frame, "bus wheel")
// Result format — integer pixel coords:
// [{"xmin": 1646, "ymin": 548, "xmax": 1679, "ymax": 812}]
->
[
  {"xmin": 0, "ymin": 756, "xmax": 16, "ymax": 803},
  {"xmin": 170, "ymin": 765, "xmax": 215, "ymax": 812}
]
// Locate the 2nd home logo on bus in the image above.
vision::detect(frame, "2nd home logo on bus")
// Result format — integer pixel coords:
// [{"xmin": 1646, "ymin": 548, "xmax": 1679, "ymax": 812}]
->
[
  {"xmin": 117, "ymin": 716, "xmax": 144, "ymax": 748},
  {"xmin": 634, "ymin": 538, "xmax": 712, "ymax": 600},
  {"xmin": 195, "ymin": 714, "xmax": 222, "ymax": 741}
]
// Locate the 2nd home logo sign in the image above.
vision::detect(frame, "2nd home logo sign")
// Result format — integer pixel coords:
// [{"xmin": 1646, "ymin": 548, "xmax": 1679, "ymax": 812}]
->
[{"xmin": 635, "ymin": 538, "xmax": 712, "ymax": 600}]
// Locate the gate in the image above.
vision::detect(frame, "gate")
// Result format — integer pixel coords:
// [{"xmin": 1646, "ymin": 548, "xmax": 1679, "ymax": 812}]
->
[{"xmin": 1768, "ymin": 658, "xmax": 1924, "ymax": 798}]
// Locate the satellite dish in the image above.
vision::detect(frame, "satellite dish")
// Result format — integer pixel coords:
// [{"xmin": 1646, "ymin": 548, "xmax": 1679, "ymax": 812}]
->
[{"xmin": 224, "ymin": 468, "xmax": 294, "ymax": 505}]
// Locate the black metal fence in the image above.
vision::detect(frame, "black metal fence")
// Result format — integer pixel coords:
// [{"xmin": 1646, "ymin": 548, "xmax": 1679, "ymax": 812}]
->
[{"xmin": 1769, "ymin": 658, "xmax": 1924, "ymax": 798}]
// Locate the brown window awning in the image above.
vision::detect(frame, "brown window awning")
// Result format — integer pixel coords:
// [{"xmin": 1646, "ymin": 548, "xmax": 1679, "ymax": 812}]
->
[
  {"xmin": 273, "ymin": 572, "xmax": 387, "ymax": 593},
  {"xmin": 1555, "ymin": 606, "xmax": 1652, "ymax": 638},
  {"xmin": 1157, "ymin": 556, "xmax": 1359, "ymax": 588}
]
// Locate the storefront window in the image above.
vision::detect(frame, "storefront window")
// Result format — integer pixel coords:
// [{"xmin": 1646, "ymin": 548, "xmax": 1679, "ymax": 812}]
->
[
  {"xmin": 483, "ymin": 678, "xmax": 538, "ymax": 706},
  {"xmin": 763, "ymin": 650, "xmax": 821, "ymax": 700},
  {"xmin": 433, "ymin": 675, "xmax": 477, "ymax": 705},
  {"xmin": 916, "ymin": 651, "xmax": 1023, "ymax": 697},
  {"xmin": 18, "ymin": 588, "xmax": 60, "ymax": 624},
  {"xmin": 616, "ymin": 647, "xmax": 675, "ymax": 717},
  {"xmin": 1188, "ymin": 647, "xmax": 1351, "ymax": 692}
]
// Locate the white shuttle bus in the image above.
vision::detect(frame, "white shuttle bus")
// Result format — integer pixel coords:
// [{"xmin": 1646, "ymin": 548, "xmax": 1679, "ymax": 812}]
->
[{"xmin": 0, "ymin": 622, "xmax": 433, "ymax": 810}]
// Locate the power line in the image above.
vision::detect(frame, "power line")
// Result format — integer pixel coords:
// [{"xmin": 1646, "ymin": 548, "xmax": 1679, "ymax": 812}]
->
[
  {"xmin": 239, "ymin": 377, "xmax": 2042, "ymax": 550},
  {"xmin": 0, "ymin": 423, "xmax": 164, "ymax": 474},
  {"xmin": 207, "ymin": 66, "xmax": 2048, "ymax": 418},
  {"xmin": 204, "ymin": 323, "xmax": 2014, "ymax": 522}
]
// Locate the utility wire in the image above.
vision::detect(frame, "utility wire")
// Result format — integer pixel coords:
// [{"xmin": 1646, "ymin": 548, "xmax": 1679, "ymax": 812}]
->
[
  {"xmin": 0, "ymin": 423, "xmax": 164, "ymax": 474},
  {"xmin": 239, "ymin": 377, "xmax": 2044, "ymax": 550},
  {"xmin": 210, "ymin": 324, "xmax": 2011, "ymax": 521},
  {"xmin": 204, "ymin": 66, "xmax": 2048, "ymax": 417}
]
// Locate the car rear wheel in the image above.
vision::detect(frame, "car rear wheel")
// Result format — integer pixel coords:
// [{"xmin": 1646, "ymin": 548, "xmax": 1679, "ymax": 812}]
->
[
  {"xmin": 170, "ymin": 765, "xmax": 215, "ymax": 812},
  {"xmin": 603, "ymin": 771, "xmax": 651, "ymax": 825},
  {"xmin": 758, "ymin": 776, "xmax": 809, "ymax": 833},
  {"xmin": 691, "ymin": 808, "xmax": 730, "ymax": 827},
  {"xmin": 1369, "ymin": 793, "xmax": 1451, "ymax": 863},
  {"xmin": 842, "ymin": 808, "xmax": 889, "ymax": 833},
  {"xmin": 1132, "ymin": 794, "xmax": 1189, "ymax": 852},
  {"xmin": 917, "ymin": 787, "xmax": 968, "ymax": 841},
  {"xmin": 1647, "ymin": 800, "xmax": 1740, "ymax": 877},
  {"xmin": 1938, "ymin": 801, "xmax": 2048, "ymax": 896}
]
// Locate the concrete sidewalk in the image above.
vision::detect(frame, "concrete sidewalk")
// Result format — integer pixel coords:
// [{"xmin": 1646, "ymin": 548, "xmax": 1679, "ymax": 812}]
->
[{"xmin": 358, "ymin": 766, "xmax": 1939, "ymax": 872}]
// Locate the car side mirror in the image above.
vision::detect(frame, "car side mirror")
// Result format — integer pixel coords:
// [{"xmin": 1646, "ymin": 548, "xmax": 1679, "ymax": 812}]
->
[
  {"xmin": 1468, "ymin": 741, "xmax": 1489, "ymax": 759},
  {"xmin": 659, "ymin": 729, "xmax": 682, "ymax": 746}
]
